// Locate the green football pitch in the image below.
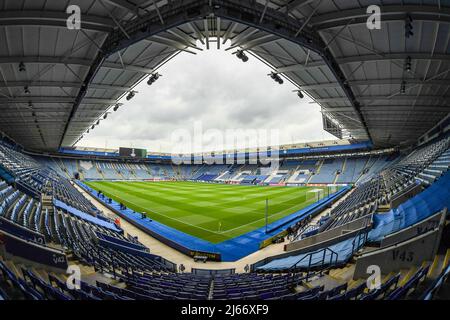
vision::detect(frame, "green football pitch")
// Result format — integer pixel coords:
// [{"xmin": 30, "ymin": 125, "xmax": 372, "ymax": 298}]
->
[{"xmin": 85, "ymin": 181, "xmax": 332, "ymax": 243}]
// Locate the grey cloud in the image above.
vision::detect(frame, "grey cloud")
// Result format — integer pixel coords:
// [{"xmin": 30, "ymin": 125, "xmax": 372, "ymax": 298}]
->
[{"xmin": 79, "ymin": 47, "xmax": 335, "ymax": 152}]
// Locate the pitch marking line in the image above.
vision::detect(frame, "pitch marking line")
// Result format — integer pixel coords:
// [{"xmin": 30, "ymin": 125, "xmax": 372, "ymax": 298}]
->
[
  {"xmin": 91, "ymin": 183, "xmax": 326, "ymax": 239},
  {"xmin": 217, "ymin": 195, "xmax": 318, "ymax": 234},
  {"xmin": 103, "ymin": 193, "xmax": 221, "ymax": 235}
]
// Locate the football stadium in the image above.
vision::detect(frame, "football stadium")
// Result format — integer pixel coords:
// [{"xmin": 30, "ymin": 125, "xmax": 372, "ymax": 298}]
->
[{"xmin": 0, "ymin": 0, "xmax": 449, "ymax": 309}]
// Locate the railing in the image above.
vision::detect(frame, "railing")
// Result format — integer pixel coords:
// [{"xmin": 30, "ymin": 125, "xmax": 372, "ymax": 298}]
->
[
  {"xmin": 351, "ymin": 229, "xmax": 369, "ymax": 255},
  {"xmin": 289, "ymin": 247, "xmax": 339, "ymax": 281}
]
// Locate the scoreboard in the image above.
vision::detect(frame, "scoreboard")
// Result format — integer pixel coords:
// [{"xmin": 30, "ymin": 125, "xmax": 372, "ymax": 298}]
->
[{"xmin": 119, "ymin": 147, "xmax": 147, "ymax": 158}]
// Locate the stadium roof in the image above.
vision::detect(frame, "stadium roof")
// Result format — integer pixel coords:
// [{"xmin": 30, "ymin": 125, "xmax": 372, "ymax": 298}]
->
[{"xmin": 0, "ymin": 0, "xmax": 448, "ymax": 151}]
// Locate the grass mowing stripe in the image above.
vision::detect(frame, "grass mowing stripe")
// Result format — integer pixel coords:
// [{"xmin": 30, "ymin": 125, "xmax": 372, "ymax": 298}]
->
[
  {"xmin": 86, "ymin": 181, "xmax": 330, "ymax": 243},
  {"xmin": 87, "ymin": 181, "xmax": 225, "ymax": 241}
]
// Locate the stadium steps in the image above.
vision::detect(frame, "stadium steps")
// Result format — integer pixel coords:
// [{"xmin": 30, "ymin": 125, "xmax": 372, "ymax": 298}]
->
[
  {"xmin": 129, "ymin": 170, "xmax": 137, "ymax": 180},
  {"xmin": 171, "ymin": 164, "xmax": 181, "ymax": 180},
  {"xmin": 347, "ymin": 278, "xmax": 365, "ymax": 290},
  {"xmin": 444, "ymin": 248, "xmax": 450, "ymax": 270},
  {"xmin": 49, "ymin": 271, "xmax": 68, "ymax": 285},
  {"xmin": 191, "ymin": 165, "xmax": 205, "ymax": 179},
  {"xmin": 287, "ymin": 170, "xmax": 301, "ymax": 183},
  {"xmin": 328, "ymin": 264, "xmax": 355, "ymax": 283},
  {"xmin": 315, "ymin": 160, "xmax": 324, "ymax": 176},
  {"xmin": 300, "ymin": 273, "xmax": 341, "ymax": 292},
  {"xmin": 0, "ymin": 256, "xmax": 26, "ymax": 300},
  {"xmin": 398, "ymin": 262, "xmax": 430, "ymax": 288},
  {"xmin": 355, "ymin": 157, "xmax": 371, "ymax": 184},
  {"xmin": 306, "ymin": 162, "xmax": 321, "ymax": 184},
  {"xmin": 65, "ymin": 259, "xmax": 97, "ymax": 278},
  {"xmin": 405, "ymin": 262, "xmax": 436, "ymax": 300},
  {"xmin": 30, "ymin": 267, "xmax": 50, "ymax": 283},
  {"xmin": 3, "ymin": 259, "xmax": 21, "ymax": 279},
  {"xmin": 75, "ymin": 160, "xmax": 83, "ymax": 179},
  {"xmin": 398, "ymin": 267, "xmax": 418, "ymax": 288},
  {"xmin": 334, "ymin": 158, "xmax": 347, "ymax": 184},
  {"xmin": 425, "ymin": 249, "xmax": 450, "ymax": 299},
  {"xmin": 216, "ymin": 170, "xmax": 230, "ymax": 181},
  {"xmin": 95, "ymin": 163, "xmax": 105, "ymax": 180},
  {"xmin": 115, "ymin": 165, "xmax": 126, "ymax": 180},
  {"xmin": 53, "ymin": 158, "xmax": 71, "ymax": 179},
  {"xmin": 427, "ymin": 252, "xmax": 449, "ymax": 279},
  {"xmin": 208, "ymin": 279, "xmax": 214, "ymax": 300}
]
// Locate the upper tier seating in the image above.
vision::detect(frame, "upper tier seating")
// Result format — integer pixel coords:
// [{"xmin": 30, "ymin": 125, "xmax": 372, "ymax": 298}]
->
[{"xmin": 309, "ymin": 158, "xmax": 344, "ymax": 184}]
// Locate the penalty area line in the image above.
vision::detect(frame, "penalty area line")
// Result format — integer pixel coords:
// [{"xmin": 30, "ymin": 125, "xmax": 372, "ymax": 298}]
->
[{"xmin": 100, "ymin": 192, "xmax": 224, "ymax": 235}]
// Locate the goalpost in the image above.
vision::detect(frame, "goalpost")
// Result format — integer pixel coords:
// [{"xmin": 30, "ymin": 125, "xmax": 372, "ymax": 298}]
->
[
  {"xmin": 307, "ymin": 188, "xmax": 324, "ymax": 202},
  {"xmin": 307, "ymin": 185, "xmax": 340, "ymax": 203}
]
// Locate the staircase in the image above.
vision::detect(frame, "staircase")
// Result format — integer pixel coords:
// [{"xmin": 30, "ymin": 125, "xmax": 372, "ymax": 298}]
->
[
  {"xmin": 334, "ymin": 158, "xmax": 347, "ymax": 184},
  {"xmin": 95, "ymin": 163, "xmax": 105, "ymax": 180},
  {"xmin": 113, "ymin": 164, "xmax": 125, "ymax": 180},
  {"xmin": 307, "ymin": 160, "xmax": 323, "ymax": 184}
]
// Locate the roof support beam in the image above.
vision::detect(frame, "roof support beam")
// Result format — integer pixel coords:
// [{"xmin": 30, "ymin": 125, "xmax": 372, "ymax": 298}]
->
[
  {"xmin": 0, "ymin": 10, "xmax": 114, "ymax": 32},
  {"xmin": 299, "ymin": 79, "xmax": 450, "ymax": 90},
  {"xmin": 276, "ymin": 53, "xmax": 450, "ymax": 73},
  {"xmin": 0, "ymin": 56, "xmax": 154, "ymax": 74},
  {"xmin": 102, "ymin": 0, "xmax": 141, "ymax": 15},
  {"xmin": 186, "ymin": 22, "xmax": 204, "ymax": 45},
  {"xmin": 311, "ymin": 5, "xmax": 450, "ymax": 29},
  {"xmin": 0, "ymin": 81, "xmax": 132, "ymax": 92},
  {"xmin": 315, "ymin": 96, "xmax": 450, "ymax": 103},
  {"xmin": 232, "ymin": 34, "xmax": 279, "ymax": 51},
  {"xmin": 150, "ymin": 36, "xmax": 198, "ymax": 54},
  {"xmin": 0, "ymin": 97, "xmax": 117, "ymax": 105},
  {"xmin": 276, "ymin": 60, "xmax": 325, "ymax": 73},
  {"xmin": 279, "ymin": 0, "xmax": 319, "ymax": 13}
]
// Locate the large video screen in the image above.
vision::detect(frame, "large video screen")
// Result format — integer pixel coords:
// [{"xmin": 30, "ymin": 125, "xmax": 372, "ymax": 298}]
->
[{"xmin": 119, "ymin": 147, "xmax": 147, "ymax": 158}]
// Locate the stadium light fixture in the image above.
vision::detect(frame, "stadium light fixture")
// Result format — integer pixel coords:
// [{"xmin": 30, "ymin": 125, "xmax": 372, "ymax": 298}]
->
[
  {"xmin": 147, "ymin": 73, "xmax": 161, "ymax": 86},
  {"xmin": 113, "ymin": 103, "xmax": 122, "ymax": 112},
  {"xmin": 269, "ymin": 72, "xmax": 283, "ymax": 84},
  {"xmin": 24, "ymin": 86, "xmax": 30, "ymax": 95},
  {"xmin": 400, "ymin": 81, "xmax": 406, "ymax": 94},
  {"xmin": 126, "ymin": 91, "xmax": 135, "ymax": 100},
  {"xmin": 18, "ymin": 62, "xmax": 26, "ymax": 72},
  {"xmin": 405, "ymin": 56, "xmax": 412, "ymax": 72},
  {"xmin": 91, "ymin": 125, "xmax": 95, "ymax": 130},
  {"xmin": 236, "ymin": 50, "xmax": 249, "ymax": 62},
  {"xmin": 405, "ymin": 15, "xmax": 413, "ymax": 38},
  {"xmin": 297, "ymin": 90, "xmax": 304, "ymax": 99}
]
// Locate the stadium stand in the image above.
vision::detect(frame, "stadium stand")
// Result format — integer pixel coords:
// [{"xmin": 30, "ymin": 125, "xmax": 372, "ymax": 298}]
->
[
  {"xmin": 255, "ymin": 136, "xmax": 450, "ymax": 275},
  {"xmin": 0, "ymin": 132, "xmax": 449, "ymax": 300}
]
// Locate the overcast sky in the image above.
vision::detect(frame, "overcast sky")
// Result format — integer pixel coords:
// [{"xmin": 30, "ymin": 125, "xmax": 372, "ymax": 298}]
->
[{"xmin": 78, "ymin": 44, "xmax": 334, "ymax": 153}]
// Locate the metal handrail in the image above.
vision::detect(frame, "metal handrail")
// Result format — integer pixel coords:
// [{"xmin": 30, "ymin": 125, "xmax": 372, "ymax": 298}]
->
[
  {"xmin": 351, "ymin": 228, "xmax": 369, "ymax": 255},
  {"xmin": 289, "ymin": 246, "xmax": 339, "ymax": 280}
]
